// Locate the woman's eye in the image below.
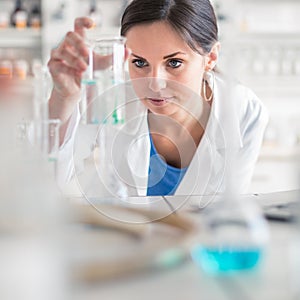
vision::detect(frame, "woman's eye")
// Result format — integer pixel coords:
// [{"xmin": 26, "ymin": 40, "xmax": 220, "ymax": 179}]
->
[
  {"xmin": 132, "ymin": 59, "xmax": 148, "ymax": 68},
  {"xmin": 167, "ymin": 59, "xmax": 182, "ymax": 68}
]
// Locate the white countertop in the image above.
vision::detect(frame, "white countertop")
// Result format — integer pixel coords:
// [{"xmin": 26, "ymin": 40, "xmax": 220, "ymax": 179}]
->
[{"xmin": 67, "ymin": 191, "xmax": 300, "ymax": 300}]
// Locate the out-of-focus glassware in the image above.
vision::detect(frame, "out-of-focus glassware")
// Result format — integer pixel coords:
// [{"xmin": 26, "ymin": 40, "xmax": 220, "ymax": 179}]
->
[
  {"xmin": 0, "ymin": 110, "xmax": 69, "ymax": 300},
  {"xmin": 51, "ymin": 0, "xmax": 66, "ymax": 21},
  {"xmin": 10, "ymin": 0, "xmax": 28, "ymax": 28},
  {"xmin": 0, "ymin": 60, "xmax": 13, "ymax": 79},
  {"xmin": 28, "ymin": 3, "xmax": 41, "ymax": 29},
  {"xmin": 191, "ymin": 193, "xmax": 269, "ymax": 274},
  {"xmin": 252, "ymin": 48, "xmax": 267, "ymax": 76},
  {"xmin": 13, "ymin": 59, "xmax": 29, "ymax": 80},
  {"xmin": 281, "ymin": 49, "xmax": 294, "ymax": 76},
  {"xmin": 32, "ymin": 64, "xmax": 51, "ymax": 121},
  {"xmin": 16, "ymin": 118, "xmax": 61, "ymax": 181},
  {"xmin": 289, "ymin": 198, "xmax": 300, "ymax": 299},
  {"xmin": 0, "ymin": 12, "xmax": 9, "ymax": 28},
  {"xmin": 32, "ymin": 118, "xmax": 61, "ymax": 163},
  {"xmin": 294, "ymin": 48, "xmax": 300, "ymax": 76},
  {"xmin": 267, "ymin": 48, "xmax": 281, "ymax": 76},
  {"xmin": 88, "ymin": 0, "xmax": 102, "ymax": 29}
]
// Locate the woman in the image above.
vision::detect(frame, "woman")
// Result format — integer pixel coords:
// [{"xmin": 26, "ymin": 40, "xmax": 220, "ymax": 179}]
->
[{"xmin": 48, "ymin": 0, "xmax": 268, "ymax": 197}]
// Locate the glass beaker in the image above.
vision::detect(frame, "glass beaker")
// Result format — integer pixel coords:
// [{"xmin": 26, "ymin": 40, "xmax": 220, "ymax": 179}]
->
[
  {"xmin": 31, "ymin": 119, "xmax": 61, "ymax": 163},
  {"xmin": 16, "ymin": 118, "xmax": 61, "ymax": 163},
  {"xmin": 191, "ymin": 193, "xmax": 269, "ymax": 274},
  {"xmin": 80, "ymin": 36, "xmax": 126, "ymax": 125}
]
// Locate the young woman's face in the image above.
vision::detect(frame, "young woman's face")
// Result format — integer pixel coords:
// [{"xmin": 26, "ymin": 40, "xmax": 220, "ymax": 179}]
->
[{"xmin": 125, "ymin": 21, "xmax": 208, "ymax": 117}]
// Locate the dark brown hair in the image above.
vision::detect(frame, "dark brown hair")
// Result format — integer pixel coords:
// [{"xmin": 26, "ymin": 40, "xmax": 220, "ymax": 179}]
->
[{"xmin": 121, "ymin": 0, "xmax": 218, "ymax": 55}]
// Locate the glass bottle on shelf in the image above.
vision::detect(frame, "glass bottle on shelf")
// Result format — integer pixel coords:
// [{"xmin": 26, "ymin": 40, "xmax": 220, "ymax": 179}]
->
[
  {"xmin": 0, "ymin": 60, "xmax": 13, "ymax": 79},
  {"xmin": 28, "ymin": 2, "xmax": 42, "ymax": 29},
  {"xmin": 51, "ymin": 1, "xmax": 66, "ymax": 21},
  {"xmin": 13, "ymin": 59, "xmax": 29, "ymax": 80},
  {"xmin": 88, "ymin": 0, "xmax": 102, "ymax": 28},
  {"xmin": 0, "ymin": 11, "xmax": 9, "ymax": 28},
  {"xmin": 10, "ymin": 0, "xmax": 28, "ymax": 29}
]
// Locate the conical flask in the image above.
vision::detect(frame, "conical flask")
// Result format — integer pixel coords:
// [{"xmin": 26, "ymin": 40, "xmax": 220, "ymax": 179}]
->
[{"xmin": 191, "ymin": 79, "xmax": 269, "ymax": 274}]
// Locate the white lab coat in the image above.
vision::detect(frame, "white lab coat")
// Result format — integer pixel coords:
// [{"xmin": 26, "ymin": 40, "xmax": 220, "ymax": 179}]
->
[{"xmin": 56, "ymin": 73, "xmax": 268, "ymax": 197}]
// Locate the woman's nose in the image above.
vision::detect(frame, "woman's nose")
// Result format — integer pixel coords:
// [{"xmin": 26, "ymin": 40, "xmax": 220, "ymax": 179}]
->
[
  {"xmin": 148, "ymin": 77, "xmax": 167, "ymax": 92},
  {"xmin": 148, "ymin": 68, "xmax": 167, "ymax": 92}
]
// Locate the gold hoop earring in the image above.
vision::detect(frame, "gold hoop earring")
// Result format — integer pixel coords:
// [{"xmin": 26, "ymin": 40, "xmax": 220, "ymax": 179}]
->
[{"xmin": 202, "ymin": 70, "xmax": 215, "ymax": 102}]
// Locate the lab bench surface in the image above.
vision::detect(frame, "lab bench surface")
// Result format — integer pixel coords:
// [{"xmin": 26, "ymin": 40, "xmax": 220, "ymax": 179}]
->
[{"xmin": 68, "ymin": 191, "xmax": 300, "ymax": 300}]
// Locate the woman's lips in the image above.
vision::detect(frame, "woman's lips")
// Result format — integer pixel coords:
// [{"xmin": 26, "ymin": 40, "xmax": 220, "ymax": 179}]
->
[{"xmin": 147, "ymin": 97, "xmax": 173, "ymax": 106}]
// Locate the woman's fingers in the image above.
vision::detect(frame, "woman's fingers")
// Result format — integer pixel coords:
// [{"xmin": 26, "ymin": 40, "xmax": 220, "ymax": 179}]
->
[
  {"xmin": 50, "ymin": 17, "xmax": 94, "ymax": 70},
  {"xmin": 51, "ymin": 45, "xmax": 87, "ymax": 72},
  {"xmin": 64, "ymin": 31, "xmax": 89, "ymax": 57},
  {"xmin": 48, "ymin": 60, "xmax": 81, "ymax": 95},
  {"xmin": 47, "ymin": 17, "xmax": 94, "ymax": 111},
  {"xmin": 49, "ymin": 29, "xmax": 90, "ymax": 73},
  {"xmin": 48, "ymin": 59, "xmax": 77, "ymax": 80},
  {"xmin": 74, "ymin": 17, "xmax": 94, "ymax": 37}
]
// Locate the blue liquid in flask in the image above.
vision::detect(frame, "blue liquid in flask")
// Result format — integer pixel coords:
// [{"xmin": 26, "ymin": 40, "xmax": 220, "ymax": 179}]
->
[{"xmin": 191, "ymin": 246, "xmax": 262, "ymax": 274}]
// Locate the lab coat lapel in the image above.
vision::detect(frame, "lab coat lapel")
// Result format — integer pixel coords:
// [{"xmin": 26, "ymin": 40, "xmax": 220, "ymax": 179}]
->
[{"xmin": 175, "ymin": 73, "xmax": 243, "ymax": 196}]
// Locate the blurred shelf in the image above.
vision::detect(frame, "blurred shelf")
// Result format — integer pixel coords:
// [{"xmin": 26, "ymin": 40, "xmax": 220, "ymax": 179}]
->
[
  {"xmin": 259, "ymin": 144, "xmax": 300, "ymax": 160},
  {"xmin": 239, "ymin": 0, "xmax": 299, "ymax": 2},
  {"xmin": 0, "ymin": 28, "xmax": 42, "ymax": 48},
  {"xmin": 238, "ymin": 33, "xmax": 300, "ymax": 43},
  {"xmin": 236, "ymin": 32, "xmax": 300, "ymax": 43},
  {"xmin": 240, "ymin": 76, "xmax": 300, "ymax": 97}
]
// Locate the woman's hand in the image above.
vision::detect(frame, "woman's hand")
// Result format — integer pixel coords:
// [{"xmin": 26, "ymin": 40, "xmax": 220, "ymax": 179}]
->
[
  {"xmin": 48, "ymin": 16, "xmax": 130, "ymax": 144},
  {"xmin": 48, "ymin": 17, "xmax": 94, "ymax": 145},
  {"xmin": 48, "ymin": 17, "xmax": 93, "ymax": 104}
]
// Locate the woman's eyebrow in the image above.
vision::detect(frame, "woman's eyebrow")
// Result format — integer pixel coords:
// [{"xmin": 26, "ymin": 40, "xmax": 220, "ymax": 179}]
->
[
  {"xmin": 131, "ymin": 52, "xmax": 187, "ymax": 60},
  {"xmin": 131, "ymin": 53, "xmax": 145, "ymax": 59},
  {"xmin": 163, "ymin": 51, "xmax": 186, "ymax": 59}
]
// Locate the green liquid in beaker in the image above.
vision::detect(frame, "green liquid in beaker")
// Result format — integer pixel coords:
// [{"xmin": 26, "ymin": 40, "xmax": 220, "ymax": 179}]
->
[{"xmin": 81, "ymin": 79, "xmax": 97, "ymax": 85}]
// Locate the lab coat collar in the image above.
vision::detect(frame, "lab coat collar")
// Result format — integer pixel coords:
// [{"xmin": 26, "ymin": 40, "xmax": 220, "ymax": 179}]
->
[{"xmin": 209, "ymin": 72, "xmax": 244, "ymax": 149}]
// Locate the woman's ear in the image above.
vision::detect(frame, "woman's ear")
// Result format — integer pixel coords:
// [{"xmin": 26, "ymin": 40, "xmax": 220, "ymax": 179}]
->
[{"xmin": 205, "ymin": 42, "xmax": 220, "ymax": 71}]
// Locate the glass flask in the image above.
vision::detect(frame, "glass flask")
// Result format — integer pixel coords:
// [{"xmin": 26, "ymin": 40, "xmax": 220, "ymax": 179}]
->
[
  {"xmin": 189, "ymin": 70, "xmax": 270, "ymax": 275},
  {"xmin": 191, "ymin": 192, "xmax": 269, "ymax": 274}
]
